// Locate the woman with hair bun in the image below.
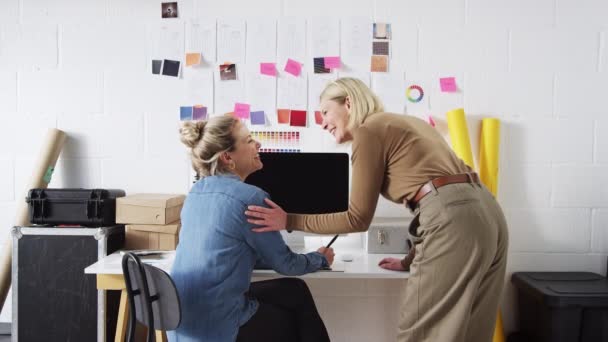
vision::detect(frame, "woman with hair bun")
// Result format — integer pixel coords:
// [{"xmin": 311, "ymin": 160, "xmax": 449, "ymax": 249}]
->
[{"xmin": 171, "ymin": 115, "xmax": 332, "ymax": 342}]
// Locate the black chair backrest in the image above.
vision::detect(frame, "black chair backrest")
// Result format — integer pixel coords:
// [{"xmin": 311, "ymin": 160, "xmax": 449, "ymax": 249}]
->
[{"xmin": 122, "ymin": 252, "xmax": 181, "ymax": 342}]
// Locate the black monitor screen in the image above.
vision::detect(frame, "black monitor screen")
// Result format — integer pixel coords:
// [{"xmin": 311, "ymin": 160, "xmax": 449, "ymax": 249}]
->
[{"xmin": 245, "ymin": 152, "xmax": 349, "ymax": 214}]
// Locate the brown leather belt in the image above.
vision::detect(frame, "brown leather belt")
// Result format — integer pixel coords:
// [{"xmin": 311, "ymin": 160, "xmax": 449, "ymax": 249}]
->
[{"xmin": 406, "ymin": 173, "xmax": 480, "ymax": 210}]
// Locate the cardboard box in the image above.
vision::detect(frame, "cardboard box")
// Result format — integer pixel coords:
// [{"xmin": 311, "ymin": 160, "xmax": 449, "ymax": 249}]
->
[
  {"xmin": 125, "ymin": 221, "xmax": 181, "ymax": 250},
  {"xmin": 116, "ymin": 193, "xmax": 185, "ymax": 225}
]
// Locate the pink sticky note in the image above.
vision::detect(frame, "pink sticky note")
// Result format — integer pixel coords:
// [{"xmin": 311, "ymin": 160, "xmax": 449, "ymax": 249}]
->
[
  {"xmin": 439, "ymin": 77, "xmax": 457, "ymax": 92},
  {"xmin": 284, "ymin": 58, "xmax": 302, "ymax": 77},
  {"xmin": 324, "ymin": 56, "xmax": 341, "ymax": 69},
  {"xmin": 234, "ymin": 103, "xmax": 250, "ymax": 119},
  {"xmin": 260, "ymin": 63, "xmax": 277, "ymax": 76}
]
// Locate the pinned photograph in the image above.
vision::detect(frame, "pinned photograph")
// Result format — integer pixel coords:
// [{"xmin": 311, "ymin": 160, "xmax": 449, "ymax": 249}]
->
[
  {"xmin": 219, "ymin": 63, "xmax": 237, "ymax": 80},
  {"xmin": 152, "ymin": 60, "xmax": 163, "ymax": 75},
  {"xmin": 372, "ymin": 41, "xmax": 389, "ymax": 56},
  {"xmin": 373, "ymin": 23, "xmax": 391, "ymax": 39},
  {"xmin": 371, "ymin": 55, "xmax": 388, "ymax": 72},
  {"xmin": 161, "ymin": 2, "xmax": 178, "ymax": 18},
  {"xmin": 162, "ymin": 59, "xmax": 181, "ymax": 77},
  {"xmin": 313, "ymin": 57, "xmax": 330, "ymax": 74}
]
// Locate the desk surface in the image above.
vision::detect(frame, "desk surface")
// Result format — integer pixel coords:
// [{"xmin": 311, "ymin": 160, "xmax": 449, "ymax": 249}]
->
[{"xmin": 85, "ymin": 248, "xmax": 408, "ymax": 279}]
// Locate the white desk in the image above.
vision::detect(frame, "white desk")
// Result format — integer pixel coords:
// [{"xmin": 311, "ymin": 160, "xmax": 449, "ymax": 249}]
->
[{"xmin": 84, "ymin": 248, "xmax": 408, "ymax": 342}]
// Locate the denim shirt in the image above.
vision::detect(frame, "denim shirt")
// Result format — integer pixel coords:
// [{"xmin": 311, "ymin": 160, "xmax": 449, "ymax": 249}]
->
[{"xmin": 169, "ymin": 174, "xmax": 327, "ymax": 342}]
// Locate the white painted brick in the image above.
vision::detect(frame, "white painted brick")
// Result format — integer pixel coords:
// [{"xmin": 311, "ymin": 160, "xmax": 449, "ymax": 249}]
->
[
  {"xmin": 22, "ymin": 0, "xmax": 106, "ymax": 24},
  {"xmin": 555, "ymin": 0, "xmax": 608, "ymax": 28},
  {"xmin": 505, "ymin": 208, "xmax": 591, "ymax": 253},
  {"xmin": 0, "ymin": 159, "xmax": 14, "ymax": 201},
  {"xmin": 552, "ymin": 165, "xmax": 608, "ymax": 207},
  {"xmin": 596, "ymin": 119, "xmax": 608, "ymax": 163},
  {"xmin": 285, "ymin": 0, "xmax": 373, "ymax": 17},
  {"xmin": 0, "ymin": 24, "xmax": 58, "ymax": 69},
  {"xmin": 591, "ymin": 209, "xmax": 608, "ymax": 253},
  {"xmin": 62, "ymin": 23, "xmax": 147, "ymax": 71},
  {"xmin": 101, "ymin": 158, "xmax": 190, "ymax": 194},
  {"xmin": 0, "ymin": 0, "xmax": 19, "ymax": 25},
  {"xmin": 51, "ymin": 159, "xmax": 102, "ymax": 188},
  {"xmin": 389, "ymin": 22, "xmax": 418, "ymax": 72},
  {"xmin": 0, "ymin": 71, "xmax": 17, "ymax": 114},
  {"xmin": 511, "ymin": 28, "xmax": 600, "ymax": 73},
  {"xmin": 147, "ymin": 73, "xmax": 190, "ymax": 114},
  {"xmin": 419, "ymin": 26, "xmax": 509, "ymax": 72},
  {"xmin": 555, "ymin": 72, "xmax": 608, "ymax": 118},
  {"xmin": 467, "ymin": 0, "xmax": 555, "ymax": 28},
  {"xmin": 20, "ymin": 70, "xmax": 103, "ymax": 115},
  {"xmin": 57, "ymin": 114, "xmax": 106, "ymax": 158},
  {"xmin": 104, "ymin": 69, "xmax": 149, "ymax": 114},
  {"xmin": 497, "ymin": 163, "xmax": 551, "ymax": 209},
  {"xmin": 146, "ymin": 111, "xmax": 190, "ymax": 159},
  {"xmin": 465, "ymin": 71, "xmax": 554, "ymax": 117},
  {"xmin": 504, "ymin": 118, "xmax": 593, "ymax": 163},
  {"xmin": 375, "ymin": 0, "xmax": 465, "ymax": 27},
  {"xmin": 0, "ymin": 113, "xmax": 57, "ymax": 158}
]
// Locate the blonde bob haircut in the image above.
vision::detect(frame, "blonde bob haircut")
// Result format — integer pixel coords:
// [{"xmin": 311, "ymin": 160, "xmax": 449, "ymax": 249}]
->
[{"xmin": 319, "ymin": 77, "xmax": 384, "ymax": 130}]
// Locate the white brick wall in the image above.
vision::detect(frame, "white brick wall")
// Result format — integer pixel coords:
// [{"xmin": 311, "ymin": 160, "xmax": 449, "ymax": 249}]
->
[{"xmin": 0, "ymin": 0, "xmax": 607, "ymax": 339}]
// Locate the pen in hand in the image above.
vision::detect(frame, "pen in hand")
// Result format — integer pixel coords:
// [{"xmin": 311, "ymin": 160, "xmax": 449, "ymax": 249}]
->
[{"xmin": 325, "ymin": 234, "xmax": 339, "ymax": 248}]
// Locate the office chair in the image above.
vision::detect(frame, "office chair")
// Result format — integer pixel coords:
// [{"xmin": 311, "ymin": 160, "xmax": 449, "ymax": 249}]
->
[{"xmin": 121, "ymin": 252, "xmax": 182, "ymax": 342}]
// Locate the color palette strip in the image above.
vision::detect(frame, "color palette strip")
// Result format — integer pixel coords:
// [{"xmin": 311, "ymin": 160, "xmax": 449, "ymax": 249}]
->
[
  {"xmin": 259, "ymin": 148, "xmax": 301, "ymax": 153},
  {"xmin": 251, "ymin": 131, "xmax": 301, "ymax": 147}
]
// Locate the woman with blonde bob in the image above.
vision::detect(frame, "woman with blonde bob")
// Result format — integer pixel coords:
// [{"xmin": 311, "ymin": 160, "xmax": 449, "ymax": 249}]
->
[
  {"xmin": 245, "ymin": 78, "xmax": 509, "ymax": 342},
  {"xmin": 171, "ymin": 115, "xmax": 333, "ymax": 342}
]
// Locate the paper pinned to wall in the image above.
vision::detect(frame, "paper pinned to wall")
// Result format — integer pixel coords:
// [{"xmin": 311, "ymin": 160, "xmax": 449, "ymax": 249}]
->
[
  {"xmin": 307, "ymin": 18, "xmax": 340, "ymax": 69},
  {"xmin": 245, "ymin": 70, "xmax": 277, "ymax": 122},
  {"xmin": 182, "ymin": 67, "xmax": 214, "ymax": 114},
  {"xmin": 341, "ymin": 17, "xmax": 373, "ymax": 69},
  {"xmin": 214, "ymin": 67, "xmax": 245, "ymax": 115},
  {"xmin": 217, "ymin": 19, "xmax": 246, "ymax": 64},
  {"xmin": 308, "ymin": 74, "xmax": 336, "ymax": 114},
  {"xmin": 246, "ymin": 19, "xmax": 277, "ymax": 64},
  {"xmin": 277, "ymin": 18, "xmax": 306, "ymax": 68},
  {"xmin": 149, "ymin": 22, "xmax": 184, "ymax": 61},
  {"xmin": 277, "ymin": 72, "xmax": 307, "ymax": 110},
  {"xmin": 372, "ymin": 72, "xmax": 405, "ymax": 114},
  {"xmin": 337, "ymin": 71, "xmax": 371, "ymax": 87},
  {"xmin": 186, "ymin": 18, "xmax": 216, "ymax": 62}
]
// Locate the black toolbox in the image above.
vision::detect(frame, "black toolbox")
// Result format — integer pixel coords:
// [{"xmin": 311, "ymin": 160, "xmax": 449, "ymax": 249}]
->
[
  {"xmin": 26, "ymin": 188, "xmax": 125, "ymax": 227},
  {"xmin": 511, "ymin": 271, "xmax": 608, "ymax": 342}
]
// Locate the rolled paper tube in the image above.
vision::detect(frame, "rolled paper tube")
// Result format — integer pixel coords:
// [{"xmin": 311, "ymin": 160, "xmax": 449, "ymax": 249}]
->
[
  {"xmin": 478, "ymin": 118, "xmax": 501, "ymax": 196},
  {"xmin": 446, "ymin": 108, "xmax": 475, "ymax": 169},
  {"xmin": 0, "ymin": 128, "xmax": 67, "ymax": 311}
]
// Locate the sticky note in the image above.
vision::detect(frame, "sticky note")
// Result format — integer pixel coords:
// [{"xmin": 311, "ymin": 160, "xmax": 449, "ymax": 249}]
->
[
  {"xmin": 193, "ymin": 106, "xmax": 207, "ymax": 120},
  {"xmin": 260, "ymin": 63, "xmax": 277, "ymax": 76},
  {"xmin": 324, "ymin": 56, "xmax": 341, "ymax": 69},
  {"xmin": 180, "ymin": 106, "xmax": 193, "ymax": 121},
  {"xmin": 162, "ymin": 59, "xmax": 181, "ymax": 77},
  {"xmin": 313, "ymin": 57, "xmax": 330, "ymax": 74},
  {"xmin": 284, "ymin": 59, "xmax": 302, "ymax": 77},
  {"xmin": 315, "ymin": 111, "xmax": 323, "ymax": 125},
  {"xmin": 290, "ymin": 110, "xmax": 307, "ymax": 127},
  {"xmin": 440, "ymin": 77, "xmax": 457, "ymax": 92},
  {"xmin": 186, "ymin": 53, "xmax": 201, "ymax": 66},
  {"xmin": 250, "ymin": 111, "xmax": 266, "ymax": 125},
  {"xmin": 277, "ymin": 109, "xmax": 291, "ymax": 124},
  {"xmin": 234, "ymin": 103, "xmax": 250, "ymax": 119}
]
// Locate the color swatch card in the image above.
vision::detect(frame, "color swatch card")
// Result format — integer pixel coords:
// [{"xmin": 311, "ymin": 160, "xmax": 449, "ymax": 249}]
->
[
  {"xmin": 371, "ymin": 55, "xmax": 388, "ymax": 72},
  {"xmin": 180, "ymin": 106, "xmax": 193, "ymax": 121},
  {"xmin": 185, "ymin": 52, "xmax": 201, "ymax": 66},
  {"xmin": 251, "ymin": 131, "xmax": 302, "ymax": 153},
  {"xmin": 315, "ymin": 111, "xmax": 323, "ymax": 125},
  {"xmin": 250, "ymin": 111, "xmax": 266, "ymax": 125},
  {"xmin": 277, "ymin": 109, "xmax": 291, "ymax": 124},
  {"xmin": 290, "ymin": 110, "xmax": 307, "ymax": 127},
  {"xmin": 314, "ymin": 57, "xmax": 330, "ymax": 74},
  {"xmin": 193, "ymin": 106, "xmax": 208, "ymax": 120}
]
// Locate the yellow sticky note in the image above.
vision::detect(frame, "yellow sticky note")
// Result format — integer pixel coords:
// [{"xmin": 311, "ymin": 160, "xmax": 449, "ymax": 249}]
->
[{"xmin": 185, "ymin": 53, "xmax": 201, "ymax": 66}]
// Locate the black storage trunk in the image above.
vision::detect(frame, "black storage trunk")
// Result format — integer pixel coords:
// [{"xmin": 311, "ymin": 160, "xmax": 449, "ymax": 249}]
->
[
  {"xmin": 26, "ymin": 188, "xmax": 125, "ymax": 227},
  {"xmin": 511, "ymin": 272, "xmax": 608, "ymax": 342},
  {"xmin": 12, "ymin": 226, "xmax": 125, "ymax": 342}
]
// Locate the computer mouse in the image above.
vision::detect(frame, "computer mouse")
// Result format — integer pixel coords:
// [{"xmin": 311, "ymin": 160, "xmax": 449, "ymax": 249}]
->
[{"xmin": 340, "ymin": 253, "xmax": 354, "ymax": 262}]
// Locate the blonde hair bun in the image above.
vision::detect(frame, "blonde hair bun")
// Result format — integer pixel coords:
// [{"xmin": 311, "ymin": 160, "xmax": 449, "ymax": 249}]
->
[{"xmin": 179, "ymin": 121, "xmax": 206, "ymax": 148}]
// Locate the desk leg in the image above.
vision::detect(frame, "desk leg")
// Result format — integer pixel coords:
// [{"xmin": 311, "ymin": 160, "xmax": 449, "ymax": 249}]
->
[{"xmin": 115, "ymin": 289, "xmax": 129, "ymax": 342}]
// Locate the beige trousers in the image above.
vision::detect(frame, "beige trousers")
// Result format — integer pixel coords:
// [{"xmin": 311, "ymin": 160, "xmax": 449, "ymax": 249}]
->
[{"xmin": 398, "ymin": 182, "xmax": 509, "ymax": 342}]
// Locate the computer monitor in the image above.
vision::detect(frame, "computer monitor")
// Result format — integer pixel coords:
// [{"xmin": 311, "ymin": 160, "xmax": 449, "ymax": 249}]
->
[{"xmin": 245, "ymin": 152, "xmax": 349, "ymax": 214}]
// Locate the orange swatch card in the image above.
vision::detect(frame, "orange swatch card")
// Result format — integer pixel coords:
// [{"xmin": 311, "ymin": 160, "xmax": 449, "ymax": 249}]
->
[
  {"xmin": 277, "ymin": 109, "xmax": 291, "ymax": 124},
  {"xmin": 186, "ymin": 53, "xmax": 202, "ymax": 66},
  {"xmin": 371, "ymin": 55, "xmax": 388, "ymax": 72}
]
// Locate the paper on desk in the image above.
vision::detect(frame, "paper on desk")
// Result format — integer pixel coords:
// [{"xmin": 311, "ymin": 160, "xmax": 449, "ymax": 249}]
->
[
  {"xmin": 186, "ymin": 18, "xmax": 216, "ymax": 62},
  {"xmin": 217, "ymin": 19, "xmax": 246, "ymax": 64},
  {"xmin": 277, "ymin": 18, "xmax": 306, "ymax": 68},
  {"xmin": 372, "ymin": 72, "xmax": 406, "ymax": 114},
  {"xmin": 319, "ymin": 262, "xmax": 345, "ymax": 272},
  {"xmin": 246, "ymin": 19, "xmax": 277, "ymax": 65}
]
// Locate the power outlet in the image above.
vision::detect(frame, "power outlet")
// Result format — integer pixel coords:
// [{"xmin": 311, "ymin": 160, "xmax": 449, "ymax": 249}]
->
[{"xmin": 365, "ymin": 222, "xmax": 410, "ymax": 254}]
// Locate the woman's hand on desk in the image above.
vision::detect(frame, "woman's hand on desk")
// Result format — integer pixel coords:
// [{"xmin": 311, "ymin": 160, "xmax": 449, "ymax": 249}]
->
[
  {"xmin": 246, "ymin": 198, "xmax": 287, "ymax": 232},
  {"xmin": 317, "ymin": 247, "xmax": 335, "ymax": 266}
]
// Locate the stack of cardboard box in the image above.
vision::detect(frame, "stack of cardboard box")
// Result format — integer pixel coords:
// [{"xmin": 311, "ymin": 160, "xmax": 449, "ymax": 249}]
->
[{"xmin": 116, "ymin": 193, "xmax": 186, "ymax": 250}]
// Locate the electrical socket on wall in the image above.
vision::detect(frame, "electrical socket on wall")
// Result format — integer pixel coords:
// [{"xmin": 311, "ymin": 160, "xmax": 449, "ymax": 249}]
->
[{"xmin": 365, "ymin": 221, "xmax": 411, "ymax": 254}]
